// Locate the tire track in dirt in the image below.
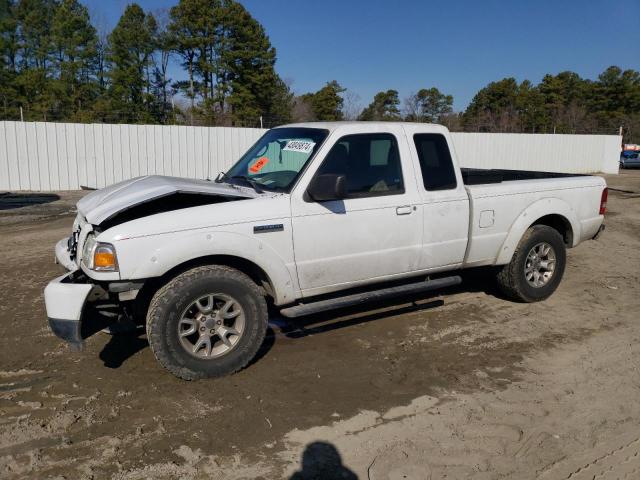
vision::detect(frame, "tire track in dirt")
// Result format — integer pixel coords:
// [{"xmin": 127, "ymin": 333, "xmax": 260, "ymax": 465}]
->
[{"xmin": 542, "ymin": 436, "xmax": 640, "ymax": 480}]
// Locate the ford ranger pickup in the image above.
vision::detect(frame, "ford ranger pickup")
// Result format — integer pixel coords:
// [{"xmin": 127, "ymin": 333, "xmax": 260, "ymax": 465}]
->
[{"xmin": 44, "ymin": 122, "xmax": 607, "ymax": 379}]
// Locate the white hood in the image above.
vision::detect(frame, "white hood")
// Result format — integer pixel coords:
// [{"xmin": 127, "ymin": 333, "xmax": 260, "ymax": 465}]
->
[{"xmin": 77, "ymin": 175, "xmax": 259, "ymax": 225}]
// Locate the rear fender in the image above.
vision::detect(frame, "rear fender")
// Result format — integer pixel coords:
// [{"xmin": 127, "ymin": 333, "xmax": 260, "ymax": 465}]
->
[{"xmin": 495, "ymin": 197, "xmax": 580, "ymax": 265}]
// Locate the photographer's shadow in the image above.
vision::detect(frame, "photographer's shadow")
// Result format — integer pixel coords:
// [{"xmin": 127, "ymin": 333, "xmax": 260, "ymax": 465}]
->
[{"xmin": 289, "ymin": 441, "xmax": 357, "ymax": 480}]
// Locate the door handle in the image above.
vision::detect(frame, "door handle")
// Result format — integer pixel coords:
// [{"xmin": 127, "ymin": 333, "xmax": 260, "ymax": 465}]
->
[{"xmin": 396, "ymin": 205, "xmax": 412, "ymax": 215}]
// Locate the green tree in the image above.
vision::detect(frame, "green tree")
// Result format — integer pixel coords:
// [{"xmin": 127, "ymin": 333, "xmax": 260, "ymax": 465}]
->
[
  {"xmin": 465, "ymin": 78, "xmax": 518, "ymax": 117},
  {"xmin": 222, "ymin": 0, "xmax": 283, "ymax": 125},
  {"xmin": 150, "ymin": 9, "xmax": 175, "ymax": 123},
  {"xmin": 300, "ymin": 80, "xmax": 345, "ymax": 121},
  {"xmin": 539, "ymin": 72, "xmax": 588, "ymax": 110},
  {"xmin": 0, "ymin": 0, "xmax": 16, "ymax": 66},
  {"xmin": 592, "ymin": 66, "xmax": 640, "ymax": 140},
  {"xmin": 262, "ymin": 75, "xmax": 293, "ymax": 126},
  {"xmin": 168, "ymin": 0, "xmax": 289, "ymax": 126},
  {"xmin": 404, "ymin": 87, "xmax": 453, "ymax": 123},
  {"xmin": 14, "ymin": 0, "xmax": 56, "ymax": 70},
  {"xmin": 168, "ymin": 0, "xmax": 210, "ymax": 113},
  {"xmin": 359, "ymin": 89, "xmax": 401, "ymax": 121},
  {"xmin": 50, "ymin": 0, "xmax": 99, "ymax": 121},
  {"xmin": 0, "ymin": 0, "xmax": 18, "ymax": 118},
  {"xmin": 514, "ymin": 80, "xmax": 546, "ymax": 133},
  {"xmin": 104, "ymin": 3, "xmax": 157, "ymax": 123},
  {"xmin": 592, "ymin": 66, "xmax": 640, "ymax": 113},
  {"xmin": 14, "ymin": 0, "xmax": 57, "ymax": 119},
  {"xmin": 538, "ymin": 71, "xmax": 590, "ymax": 132},
  {"xmin": 464, "ymin": 78, "xmax": 525, "ymax": 132}
]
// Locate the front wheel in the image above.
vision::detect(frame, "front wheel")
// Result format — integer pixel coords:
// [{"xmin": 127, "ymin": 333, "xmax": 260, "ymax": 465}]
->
[
  {"xmin": 496, "ymin": 225, "xmax": 566, "ymax": 303},
  {"xmin": 146, "ymin": 265, "xmax": 268, "ymax": 380}
]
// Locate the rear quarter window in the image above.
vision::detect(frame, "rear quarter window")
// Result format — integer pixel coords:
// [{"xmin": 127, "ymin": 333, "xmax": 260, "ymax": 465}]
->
[{"xmin": 413, "ymin": 134, "xmax": 457, "ymax": 191}]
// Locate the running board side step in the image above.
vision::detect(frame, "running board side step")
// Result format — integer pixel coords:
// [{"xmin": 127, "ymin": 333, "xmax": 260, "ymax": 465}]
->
[{"xmin": 280, "ymin": 275, "xmax": 462, "ymax": 318}]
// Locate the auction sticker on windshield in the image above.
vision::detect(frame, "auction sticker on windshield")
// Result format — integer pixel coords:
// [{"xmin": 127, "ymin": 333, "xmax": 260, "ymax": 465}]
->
[
  {"xmin": 283, "ymin": 140, "xmax": 315, "ymax": 154},
  {"xmin": 249, "ymin": 157, "xmax": 269, "ymax": 173}
]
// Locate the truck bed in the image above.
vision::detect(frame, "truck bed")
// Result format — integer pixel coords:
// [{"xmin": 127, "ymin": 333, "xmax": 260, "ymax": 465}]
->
[
  {"xmin": 461, "ymin": 168, "xmax": 584, "ymax": 185},
  {"xmin": 462, "ymin": 171, "xmax": 605, "ymax": 268}
]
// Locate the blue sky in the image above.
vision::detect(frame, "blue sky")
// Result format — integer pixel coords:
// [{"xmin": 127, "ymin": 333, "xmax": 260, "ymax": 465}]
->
[{"xmin": 81, "ymin": 0, "xmax": 639, "ymax": 111}]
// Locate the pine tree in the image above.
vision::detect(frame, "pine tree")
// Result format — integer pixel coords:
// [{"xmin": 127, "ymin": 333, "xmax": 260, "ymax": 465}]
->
[
  {"xmin": 538, "ymin": 71, "xmax": 589, "ymax": 132},
  {"xmin": 104, "ymin": 3, "xmax": 157, "ymax": 123},
  {"xmin": 14, "ymin": 0, "xmax": 57, "ymax": 120},
  {"xmin": 300, "ymin": 80, "xmax": 345, "ymax": 121},
  {"xmin": 514, "ymin": 80, "xmax": 545, "ymax": 133},
  {"xmin": 168, "ymin": 0, "xmax": 290, "ymax": 126},
  {"xmin": 404, "ymin": 88, "xmax": 453, "ymax": 123},
  {"xmin": 150, "ymin": 10, "xmax": 175, "ymax": 123},
  {"xmin": 463, "ymin": 78, "xmax": 520, "ymax": 131},
  {"xmin": 222, "ymin": 0, "xmax": 281, "ymax": 125},
  {"xmin": 359, "ymin": 90, "xmax": 401, "ymax": 121},
  {"xmin": 263, "ymin": 75, "xmax": 293, "ymax": 126},
  {"xmin": 50, "ymin": 0, "xmax": 99, "ymax": 121},
  {"xmin": 0, "ymin": 0, "xmax": 18, "ymax": 118},
  {"xmin": 169, "ymin": 0, "xmax": 217, "ymax": 118}
]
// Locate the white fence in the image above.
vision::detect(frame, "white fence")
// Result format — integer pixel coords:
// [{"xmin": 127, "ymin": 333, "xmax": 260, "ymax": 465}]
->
[
  {"xmin": 450, "ymin": 132, "xmax": 620, "ymax": 175},
  {"xmin": 0, "ymin": 122, "xmax": 264, "ymax": 191},
  {"xmin": 0, "ymin": 121, "xmax": 621, "ymax": 191}
]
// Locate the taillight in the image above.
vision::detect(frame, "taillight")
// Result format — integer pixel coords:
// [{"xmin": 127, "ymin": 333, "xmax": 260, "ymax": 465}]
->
[{"xmin": 599, "ymin": 187, "xmax": 608, "ymax": 215}]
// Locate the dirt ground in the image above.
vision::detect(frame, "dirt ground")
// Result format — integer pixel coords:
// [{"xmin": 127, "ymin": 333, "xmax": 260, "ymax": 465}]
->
[{"xmin": 1, "ymin": 171, "xmax": 639, "ymax": 480}]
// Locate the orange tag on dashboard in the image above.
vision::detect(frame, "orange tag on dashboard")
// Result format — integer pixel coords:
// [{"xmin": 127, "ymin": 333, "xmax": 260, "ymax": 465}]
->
[{"xmin": 249, "ymin": 157, "xmax": 269, "ymax": 173}]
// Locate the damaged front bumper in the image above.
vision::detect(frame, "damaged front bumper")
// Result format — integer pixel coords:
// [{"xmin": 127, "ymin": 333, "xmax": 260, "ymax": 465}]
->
[
  {"xmin": 55, "ymin": 236, "xmax": 79, "ymax": 272},
  {"xmin": 44, "ymin": 272, "xmax": 95, "ymax": 351},
  {"xmin": 46, "ymin": 236, "xmax": 144, "ymax": 350},
  {"xmin": 47, "ymin": 236, "xmax": 89, "ymax": 349}
]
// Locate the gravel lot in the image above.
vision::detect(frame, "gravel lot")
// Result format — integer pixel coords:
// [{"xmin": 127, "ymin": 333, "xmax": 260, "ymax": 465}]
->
[{"xmin": 1, "ymin": 171, "xmax": 639, "ymax": 479}]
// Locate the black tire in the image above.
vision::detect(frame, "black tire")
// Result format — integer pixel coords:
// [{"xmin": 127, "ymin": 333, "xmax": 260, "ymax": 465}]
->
[
  {"xmin": 496, "ymin": 225, "xmax": 566, "ymax": 303},
  {"xmin": 146, "ymin": 265, "xmax": 268, "ymax": 380}
]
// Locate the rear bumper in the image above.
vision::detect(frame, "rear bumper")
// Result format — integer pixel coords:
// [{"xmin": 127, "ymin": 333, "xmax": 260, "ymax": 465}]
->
[
  {"xmin": 44, "ymin": 273, "xmax": 94, "ymax": 350},
  {"xmin": 592, "ymin": 223, "xmax": 605, "ymax": 240},
  {"xmin": 579, "ymin": 216, "xmax": 605, "ymax": 243}
]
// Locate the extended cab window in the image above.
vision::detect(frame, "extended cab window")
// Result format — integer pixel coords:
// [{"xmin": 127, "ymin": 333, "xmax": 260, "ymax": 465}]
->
[
  {"xmin": 315, "ymin": 133, "xmax": 404, "ymax": 198},
  {"xmin": 414, "ymin": 134, "xmax": 457, "ymax": 191}
]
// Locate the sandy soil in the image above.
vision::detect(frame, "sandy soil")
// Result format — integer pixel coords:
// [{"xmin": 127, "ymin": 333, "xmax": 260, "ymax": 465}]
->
[{"xmin": 0, "ymin": 171, "xmax": 639, "ymax": 479}]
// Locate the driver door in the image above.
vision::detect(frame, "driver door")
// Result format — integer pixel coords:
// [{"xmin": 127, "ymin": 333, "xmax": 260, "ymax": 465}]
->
[{"xmin": 290, "ymin": 128, "xmax": 423, "ymax": 297}]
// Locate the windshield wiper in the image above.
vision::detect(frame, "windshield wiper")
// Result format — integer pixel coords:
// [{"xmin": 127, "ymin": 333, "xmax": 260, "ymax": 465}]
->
[{"xmin": 228, "ymin": 175, "xmax": 264, "ymax": 193}]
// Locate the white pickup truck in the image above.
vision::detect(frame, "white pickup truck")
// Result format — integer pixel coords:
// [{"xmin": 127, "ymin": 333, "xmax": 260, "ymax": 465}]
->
[{"xmin": 44, "ymin": 122, "xmax": 607, "ymax": 380}]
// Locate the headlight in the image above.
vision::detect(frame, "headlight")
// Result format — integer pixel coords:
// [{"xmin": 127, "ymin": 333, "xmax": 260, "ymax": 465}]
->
[
  {"xmin": 82, "ymin": 234, "xmax": 96, "ymax": 262},
  {"xmin": 72, "ymin": 213, "xmax": 81, "ymax": 232},
  {"xmin": 82, "ymin": 234, "xmax": 119, "ymax": 272}
]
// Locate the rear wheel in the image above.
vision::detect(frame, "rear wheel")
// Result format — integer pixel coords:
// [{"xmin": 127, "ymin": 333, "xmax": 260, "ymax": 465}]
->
[
  {"xmin": 146, "ymin": 265, "xmax": 268, "ymax": 380},
  {"xmin": 496, "ymin": 225, "xmax": 566, "ymax": 302}
]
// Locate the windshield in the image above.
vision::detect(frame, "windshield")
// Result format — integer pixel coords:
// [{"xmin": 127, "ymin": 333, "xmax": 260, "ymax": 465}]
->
[{"xmin": 221, "ymin": 128, "xmax": 329, "ymax": 192}]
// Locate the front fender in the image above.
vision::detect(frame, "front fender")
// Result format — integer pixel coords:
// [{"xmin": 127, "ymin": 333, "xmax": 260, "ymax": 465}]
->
[
  {"xmin": 495, "ymin": 197, "xmax": 581, "ymax": 265},
  {"xmin": 115, "ymin": 229, "xmax": 298, "ymax": 305}
]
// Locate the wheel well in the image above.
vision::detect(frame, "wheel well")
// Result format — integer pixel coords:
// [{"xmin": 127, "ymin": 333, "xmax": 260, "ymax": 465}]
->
[
  {"xmin": 163, "ymin": 255, "xmax": 274, "ymax": 297},
  {"xmin": 133, "ymin": 255, "xmax": 275, "ymax": 324},
  {"xmin": 532, "ymin": 214, "xmax": 573, "ymax": 246}
]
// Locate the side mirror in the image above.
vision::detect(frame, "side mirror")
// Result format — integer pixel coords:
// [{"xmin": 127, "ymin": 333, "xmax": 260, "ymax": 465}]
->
[{"xmin": 307, "ymin": 174, "xmax": 347, "ymax": 202}]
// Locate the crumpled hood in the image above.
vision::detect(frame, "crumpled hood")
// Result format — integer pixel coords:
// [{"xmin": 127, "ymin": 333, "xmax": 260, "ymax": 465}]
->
[{"xmin": 77, "ymin": 175, "xmax": 259, "ymax": 225}]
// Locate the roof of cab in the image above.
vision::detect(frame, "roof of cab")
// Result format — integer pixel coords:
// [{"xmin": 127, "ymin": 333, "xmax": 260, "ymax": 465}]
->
[{"xmin": 276, "ymin": 121, "xmax": 447, "ymax": 132}]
